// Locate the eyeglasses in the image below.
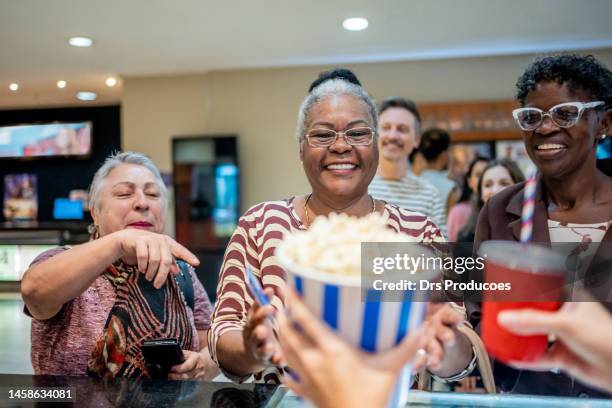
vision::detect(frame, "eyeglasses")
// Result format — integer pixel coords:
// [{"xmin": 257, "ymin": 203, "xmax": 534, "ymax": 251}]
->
[
  {"xmin": 305, "ymin": 126, "xmax": 375, "ymax": 148},
  {"xmin": 512, "ymin": 101, "xmax": 605, "ymax": 131}
]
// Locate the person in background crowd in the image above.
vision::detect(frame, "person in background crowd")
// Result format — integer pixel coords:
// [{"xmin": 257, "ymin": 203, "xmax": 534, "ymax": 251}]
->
[
  {"xmin": 369, "ymin": 97, "xmax": 448, "ymax": 236},
  {"xmin": 457, "ymin": 159, "xmax": 524, "ymax": 244},
  {"xmin": 411, "ymin": 127, "xmax": 459, "ymax": 214},
  {"xmin": 447, "ymin": 156, "xmax": 488, "ymax": 241},
  {"xmin": 450, "ymin": 158, "xmax": 524, "ymax": 392},
  {"xmin": 21, "ymin": 152, "xmax": 218, "ymax": 380},
  {"xmin": 208, "ymin": 70, "xmax": 464, "ymax": 385},
  {"xmin": 448, "ymin": 144, "xmax": 476, "ymax": 185}
]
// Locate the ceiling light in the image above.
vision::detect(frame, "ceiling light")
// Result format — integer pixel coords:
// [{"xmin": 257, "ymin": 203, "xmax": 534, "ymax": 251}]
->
[
  {"xmin": 342, "ymin": 17, "xmax": 368, "ymax": 31},
  {"xmin": 9, "ymin": 83, "xmax": 19, "ymax": 91},
  {"xmin": 68, "ymin": 36, "xmax": 93, "ymax": 47},
  {"xmin": 57, "ymin": 80, "xmax": 67, "ymax": 89},
  {"xmin": 76, "ymin": 91, "xmax": 97, "ymax": 101},
  {"xmin": 105, "ymin": 77, "xmax": 117, "ymax": 87}
]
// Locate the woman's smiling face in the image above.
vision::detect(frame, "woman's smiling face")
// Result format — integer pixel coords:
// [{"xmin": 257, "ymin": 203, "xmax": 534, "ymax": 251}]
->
[
  {"xmin": 522, "ymin": 81, "xmax": 609, "ymax": 179},
  {"xmin": 300, "ymin": 94, "xmax": 378, "ymax": 202}
]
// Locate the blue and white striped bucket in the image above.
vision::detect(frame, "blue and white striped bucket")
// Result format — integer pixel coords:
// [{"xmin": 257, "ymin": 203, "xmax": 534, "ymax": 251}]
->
[
  {"xmin": 277, "ymin": 249, "xmax": 430, "ymax": 407},
  {"xmin": 277, "ymin": 249, "xmax": 428, "ymax": 352}
]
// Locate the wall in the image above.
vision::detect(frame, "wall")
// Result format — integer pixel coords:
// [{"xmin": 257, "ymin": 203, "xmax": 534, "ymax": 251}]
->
[
  {"xmin": 122, "ymin": 50, "xmax": 612, "ymax": 233},
  {"xmin": 122, "ymin": 75, "xmax": 212, "ymax": 171}
]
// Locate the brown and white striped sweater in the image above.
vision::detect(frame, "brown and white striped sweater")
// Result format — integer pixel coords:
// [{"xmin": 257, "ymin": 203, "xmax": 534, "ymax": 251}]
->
[{"xmin": 209, "ymin": 196, "xmax": 444, "ymax": 383}]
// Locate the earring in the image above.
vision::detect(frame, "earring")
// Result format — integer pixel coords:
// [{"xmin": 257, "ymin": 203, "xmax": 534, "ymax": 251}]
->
[
  {"xmin": 601, "ymin": 134, "xmax": 607, "ymax": 140},
  {"xmin": 88, "ymin": 223, "xmax": 100, "ymax": 240}
]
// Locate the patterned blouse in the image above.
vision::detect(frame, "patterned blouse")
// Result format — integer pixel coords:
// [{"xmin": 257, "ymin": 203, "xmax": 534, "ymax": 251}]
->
[
  {"xmin": 548, "ymin": 219, "xmax": 611, "ymax": 299},
  {"xmin": 27, "ymin": 247, "xmax": 213, "ymax": 376},
  {"xmin": 208, "ymin": 196, "xmax": 445, "ymax": 384}
]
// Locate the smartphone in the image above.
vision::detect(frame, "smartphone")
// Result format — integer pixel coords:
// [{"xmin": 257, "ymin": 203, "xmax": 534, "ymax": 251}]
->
[
  {"xmin": 245, "ymin": 267, "xmax": 270, "ymax": 306},
  {"xmin": 244, "ymin": 267, "xmax": 295, "ymax": 377},
  {"xmin": 141, "ymin": 338, "xmax": 185, "ymax": 377}
]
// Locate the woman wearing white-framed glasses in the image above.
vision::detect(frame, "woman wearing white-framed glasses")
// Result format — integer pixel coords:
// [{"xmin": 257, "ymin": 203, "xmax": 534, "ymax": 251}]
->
[{"xmin": 456, "ymin": 54, "xmax": 612, "ymax": 397}]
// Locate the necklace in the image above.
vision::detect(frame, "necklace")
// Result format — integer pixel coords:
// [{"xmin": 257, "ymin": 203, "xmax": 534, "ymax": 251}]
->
[{"xmin": 304, "ymin": 194, "xmax": 376, "ymax": 227}]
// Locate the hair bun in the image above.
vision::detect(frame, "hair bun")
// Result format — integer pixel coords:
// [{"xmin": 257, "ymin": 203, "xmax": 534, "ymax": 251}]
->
[{"xmin": 308, "ymin": 68, "xmax": 361, "ymax": 92}]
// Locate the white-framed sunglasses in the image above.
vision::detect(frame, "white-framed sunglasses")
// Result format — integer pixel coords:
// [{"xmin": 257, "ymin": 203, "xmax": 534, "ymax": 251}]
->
[{"xmin": 512, "ymin": 101, "xmax": 605, "ymax": 131}]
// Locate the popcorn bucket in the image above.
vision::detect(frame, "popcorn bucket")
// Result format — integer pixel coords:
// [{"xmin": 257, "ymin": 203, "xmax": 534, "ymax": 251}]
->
[
  {"xmin": 278, "ymin": 247, "xmax": 431, "ymax": 351},
  {"xmin": 277, "ymin": 244, "xmax": 437, "ymax": 407}
]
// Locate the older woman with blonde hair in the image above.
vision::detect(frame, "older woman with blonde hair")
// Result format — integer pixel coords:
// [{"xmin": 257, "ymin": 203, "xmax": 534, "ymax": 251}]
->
[{"xmin": 21, "ymin": 151, "xmax": 218, "ymax": 380}]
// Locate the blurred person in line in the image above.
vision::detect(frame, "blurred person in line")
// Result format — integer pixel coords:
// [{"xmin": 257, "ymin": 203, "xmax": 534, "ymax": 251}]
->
[
  {"xmin": 447, "ymin": 156, "xmax": 489, "ymax": 241},
  {"xmin": 21, "ymin": 152, "xmax": 218, "ymax": 380},
  {"xmin": 411, "ymin": 127, "xmax": 460, "ymax": 214},
  {"xmin": 369, "ymin": 97, "xmax": 448, "ymax": 236},
  {"xmin": 441, "ymin": 54, "xmax": 612, "ymax": 397},
  {"xmin": 456, "ymin": 159, "xmax": 524, "ymax": 244},
  {"xmin": 209, "ymin": 69, "xmax": 469, "ymax": 384},
  {"xmin": 450, "ymin": 158, "xmax": 524, "ymax": 392},
  {"xmin": 448, "ymin": 144, "xmax": 476, "ymax": 185}
]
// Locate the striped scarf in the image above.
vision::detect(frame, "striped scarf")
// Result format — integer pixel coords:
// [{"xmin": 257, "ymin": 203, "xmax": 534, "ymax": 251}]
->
[{"xmin": 87, "ymin": 262, "xmax": 193, "ymax": 378}]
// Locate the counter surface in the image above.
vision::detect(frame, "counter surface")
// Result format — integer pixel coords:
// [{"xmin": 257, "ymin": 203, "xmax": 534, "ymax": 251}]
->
[{"xmin": 1, "ymin": 374, "xmax": 611, "ymax": 408}]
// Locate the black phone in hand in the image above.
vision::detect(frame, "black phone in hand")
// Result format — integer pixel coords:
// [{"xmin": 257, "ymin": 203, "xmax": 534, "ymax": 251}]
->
[{"xmin": 141, "ymin": 338, "xmax": 185, "ymax": 378}]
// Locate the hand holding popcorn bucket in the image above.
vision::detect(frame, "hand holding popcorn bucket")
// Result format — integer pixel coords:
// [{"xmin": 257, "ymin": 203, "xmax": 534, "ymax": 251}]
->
[{"xmin": 276, "ymin": 213, "xmax": 441, "ymax": 406}]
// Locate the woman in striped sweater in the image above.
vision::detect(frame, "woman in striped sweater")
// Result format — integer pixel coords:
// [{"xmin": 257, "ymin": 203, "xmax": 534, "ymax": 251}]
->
[{"xmin": 209, "ymin": 71, "xmax": 473, "ymax": 384}]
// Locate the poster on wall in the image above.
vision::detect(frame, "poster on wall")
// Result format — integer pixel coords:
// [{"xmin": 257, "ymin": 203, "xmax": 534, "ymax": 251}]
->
[{"xmin": 3, "ymin": 174, "xmax": 38, "ymax": 221}]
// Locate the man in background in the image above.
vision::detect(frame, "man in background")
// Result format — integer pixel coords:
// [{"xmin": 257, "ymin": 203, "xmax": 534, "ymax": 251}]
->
[
  {"xmin": 412, "ymin": 128, "xmax": 459, "ymax": 214},
  {"xmin": 369, "ymin": 97, "xmax": 447, "ymax": 236}
]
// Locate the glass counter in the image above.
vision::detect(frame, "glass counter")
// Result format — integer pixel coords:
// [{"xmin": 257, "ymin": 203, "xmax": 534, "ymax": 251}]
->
[
  {"xmin": 1, "ymin": 375, "xmax": 611, "ymax": 408},
  {"xmin": 277, "ymin": 389, "xmax": 612, "ymax": 408}
]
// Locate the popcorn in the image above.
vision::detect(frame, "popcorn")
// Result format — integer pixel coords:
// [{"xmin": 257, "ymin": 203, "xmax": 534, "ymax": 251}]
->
[{"xmin": 278, "ymin": 212, "xmax": 411, "ymax": 276}]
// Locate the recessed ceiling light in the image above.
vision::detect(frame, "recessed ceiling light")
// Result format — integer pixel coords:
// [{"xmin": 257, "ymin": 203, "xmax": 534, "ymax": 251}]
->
[
  {"xmin": 9, "ymin": 83, "xmax": 19, "ymax": 91},
  {"xmin": 105, "ymin": 77, "xmax": 117, "ymax": 87},
  {"xmin": 76, "ymin": 91, "xmax": 97, "ymax": 101},
  {"xmin": 57, "ymin": 80, "xmax": 67, "ymax": 89},
  {"xmin": 68, "ymin": 36, "xmax": 93, "ymax": 47},
  {"xmin": 342, "ymin": 17, "xmax": 368, "ymax": 31}
]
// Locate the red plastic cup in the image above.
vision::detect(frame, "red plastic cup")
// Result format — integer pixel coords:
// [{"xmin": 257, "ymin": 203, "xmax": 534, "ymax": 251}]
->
[{"xmin": 479, "ymin": 241, "xmax": 566, "ymax": 364}]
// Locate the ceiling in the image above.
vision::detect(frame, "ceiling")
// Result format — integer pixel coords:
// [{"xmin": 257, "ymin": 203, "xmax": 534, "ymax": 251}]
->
[{"xmin": 1, "ymin": 0, "xmax": 612, "ymax": 109}]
